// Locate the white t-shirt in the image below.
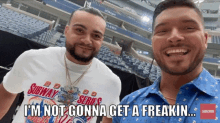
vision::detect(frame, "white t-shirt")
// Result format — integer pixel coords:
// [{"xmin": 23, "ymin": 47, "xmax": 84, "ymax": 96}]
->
[{"xmin": 3, "ymin": 47, "xmax": 121, "ymax": 123}]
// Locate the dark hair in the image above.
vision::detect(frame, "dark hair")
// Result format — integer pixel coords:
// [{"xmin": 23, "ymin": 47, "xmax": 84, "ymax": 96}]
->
[
  {"xmin": 152, "ymin": 0, "xmax": 203, "ymax": 32},
  {"xmin": 68, "ymin": 7, "xmax": 105, "ymax": 25}
]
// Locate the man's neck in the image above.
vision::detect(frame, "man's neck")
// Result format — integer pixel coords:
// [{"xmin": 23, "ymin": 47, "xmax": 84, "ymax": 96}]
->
[
  {"xmin": 65, "ymin": 52, "xmax": 92, "ymax": 65},
  {"xmin": 159, "ymin": 64, "xmax": 203, "ymax": 104}
]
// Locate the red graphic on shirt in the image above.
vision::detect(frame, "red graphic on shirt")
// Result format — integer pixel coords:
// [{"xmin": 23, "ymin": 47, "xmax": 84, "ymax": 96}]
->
[
  {"xmin": 27, "ymin": 83, "xmax": 59, "ymax": 99},
  {"xmin": 77, "ymin": 95, "xmax": 102, "ymax": 105},
  {"xmin": 91, "ymin": 91, "xmax": 97, "ymax": 96},
  {"xmin": 26, "ymin": 83, "xmax": 102, "ymax": 123},
  {"xmin": 54, "ymin": 83, "xmax": 61, "ymax": 89},
  {"xmin": 44, "ymin": 81, "xmax": 51, "ymax": 87},
  {"xmin": 27, "ymin": 116, "xmax": 53, "ymax": 123},
  {"xmin": 83, "ymin": 89, "xmax": 89, "ymax": 95}
]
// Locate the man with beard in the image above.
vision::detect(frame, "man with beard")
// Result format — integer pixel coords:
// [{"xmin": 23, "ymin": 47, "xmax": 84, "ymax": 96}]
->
[
  {"xmin": 113, "ymin": 0, "xmax": 220, "ymax": 122},
  {"xmin": 0, "ymin": 7, "xmax": 121, "ymax": 123}
]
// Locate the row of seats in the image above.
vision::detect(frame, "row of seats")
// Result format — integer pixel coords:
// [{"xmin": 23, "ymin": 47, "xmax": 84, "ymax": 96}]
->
[
  {"xmin": 42, "ymin": 0, "xmax": 77, "ymax": 13},
  {"xmin": 121, "ymin": 52, "xmax": 160, "ymax": 81},
  {"xmin": 0, "ymin": 6, "xmax": 58, "ymax": 46},
  {"xmin": 53, "ymin": 0, "xmax": 80, "ymax": 10},
  {"xmin": 106, "ymin": 22, "xmax": 152, "ymax": 45},
  {"xmin": 106, "ymin": 0, "xmax": 153, "ymax": 19},
  {"xmin": 42, "ymin": 0, "xmax": 152, "ymax": 45},
  {"xmin": 205, "ymin": 21, "xmax": 217, "ymax": 27},
  {"xmin": 96, "ymin": 46, "xmax": 132, "ymax": 73},
  {"xmin": 31, "ymin": 30, "xmax": 57, "ymax": 46},
  {"xmin": 0, "ymin": 6, "xmax": 49, "ymax": 39},
  {"xmin": 203, "ymin": 57, "xmax": 220, "ymax": 64},
  {"xmin": 206, "ymin": 27, "xmax": 217, "ymax": 30},
  {"xmin": 95, "ymin": 46, "xmax": 161, "ymax": 81},
  {"xmin": 56, "ymin": 34, "xmax": 66, "ymax": 47},
  {"xmin": 212, "ymin": 36, "xmax": 220, "ymax": 44},
  {"xmin": 90, "ymin": 1, "xmax": 152, "ymax": 32}
]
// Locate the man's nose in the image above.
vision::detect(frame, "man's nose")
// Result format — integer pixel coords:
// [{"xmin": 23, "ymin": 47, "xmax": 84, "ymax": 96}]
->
[
  {"xmin": 81, "ymin": 34, "xmax": 92, "ymax": 45},
  {"xmin": 167, "ymin": 28, "xmax": 184, "ymax": 44}
]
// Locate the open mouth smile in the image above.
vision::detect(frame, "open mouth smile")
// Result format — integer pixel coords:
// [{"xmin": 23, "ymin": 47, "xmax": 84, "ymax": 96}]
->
[{"xmin": 165, "ymin": 48, "xmax": 190, "ymax": 57}]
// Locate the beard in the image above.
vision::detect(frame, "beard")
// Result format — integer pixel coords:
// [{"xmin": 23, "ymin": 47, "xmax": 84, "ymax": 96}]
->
[
  {"xmin": 66, "ymin": 42, "xmax": 98, "ymax": 63},
  {"xmin": 154, "ymin": 49, "xmax": 206, "ymax": 75}
]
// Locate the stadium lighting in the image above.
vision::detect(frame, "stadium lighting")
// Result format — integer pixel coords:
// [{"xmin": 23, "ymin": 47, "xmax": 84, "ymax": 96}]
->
[
  {"xmin": 194, "ymin": 0, "xmax": 204, "ymax": 3},
  {"xmin": 142, "ymin": 16, "xmax": 150, "ymax": 22}
]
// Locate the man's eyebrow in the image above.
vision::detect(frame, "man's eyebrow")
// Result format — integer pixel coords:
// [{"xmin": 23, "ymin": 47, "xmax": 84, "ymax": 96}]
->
[
  {"xmin": 93, "ymin": 30, "xmax": 104, "ymax": 36},
  {"xmin": 154, "ymin": 22, "xmax": 169, "ymax": 30},
  {"xmin": 181, "ymin": 19, "xmax": 199, "ymax": 26},
  {"xmin": 72, "ymin": 24, "xmax": 87, "ymax": 29}
]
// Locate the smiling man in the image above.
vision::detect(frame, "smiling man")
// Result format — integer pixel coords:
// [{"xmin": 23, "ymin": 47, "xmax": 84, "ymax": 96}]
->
[
  {"xmin": 113, "ymin": 0, "xmax": 220, "ymax": 122},
  {"xmin": 0, "ymin": 7, "xmax": 121, "ymax": 123}
]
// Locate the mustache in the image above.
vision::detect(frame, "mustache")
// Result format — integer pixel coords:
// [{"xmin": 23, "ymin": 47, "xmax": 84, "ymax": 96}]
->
[{"xmin": 75, "ymin": 43, "xmax": 93, "ymax": 49}]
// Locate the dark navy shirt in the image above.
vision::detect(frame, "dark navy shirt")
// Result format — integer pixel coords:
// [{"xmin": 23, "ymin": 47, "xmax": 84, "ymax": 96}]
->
[{"xmin": 113, "ymin": 69, "xmax": 220, "ymax": 123}]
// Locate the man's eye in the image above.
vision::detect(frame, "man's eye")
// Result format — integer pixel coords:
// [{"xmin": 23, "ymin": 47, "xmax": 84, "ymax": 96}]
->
[
  {"xmin": 186, "ymin": 27, "xmax": 195, "ymax": 30},
  {"xmin": 159, "ymin": 30, "xmax": 167, "ymax": 33},
  {"xmin": 156, "ymin": 30, "xmax": 167, "ymax": 34},
  {"xmin": 93, "ymin": 34, "xmax": 101, "ymax": 39},
  {"xmin": 76, "ymin": 29, "xmax": 83, "ymax": 33},
  {"xmin": 95, "ymin": 35, "xmax": 100, "ymax": 38}
]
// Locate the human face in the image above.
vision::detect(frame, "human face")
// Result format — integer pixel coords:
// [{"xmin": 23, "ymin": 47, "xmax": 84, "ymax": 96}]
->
[
  {"xmin": 152, "ymin": 7, "xmax": 208, "ymax": 75},
  {"xmin": 65, "ymin": 11, "xmax": 106, "ymax": 63}
]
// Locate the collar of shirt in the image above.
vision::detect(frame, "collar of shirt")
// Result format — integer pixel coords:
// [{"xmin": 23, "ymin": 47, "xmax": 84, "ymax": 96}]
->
[{"xmin": 140, "ymin": 68, "xmax": 219, "ymax": 98}]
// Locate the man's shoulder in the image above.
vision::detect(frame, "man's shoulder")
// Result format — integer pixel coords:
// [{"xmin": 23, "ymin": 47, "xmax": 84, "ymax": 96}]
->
[
  {"xmin": 93, "ymin": 58, "xmax": 118, "ymax": 77},
  {"xmin": 92, "ymin": 58, "xmax": 121, "ymax": 87},
  {"xmin": 27, "ymin": 47, "xmax": 64, "ymax": 56},
  {"xmin": 21, "ymin": 47, "xmax": 65, "ymax": 60}
]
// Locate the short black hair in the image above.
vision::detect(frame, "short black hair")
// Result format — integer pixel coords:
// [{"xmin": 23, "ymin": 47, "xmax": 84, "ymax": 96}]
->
[
  {"xmin": 152, "ymin": 0, "xmax": 203, "ymax": 32},
  {"xmin": 68, "ymin": 7, "xmax": 105, "ymax": 25}
]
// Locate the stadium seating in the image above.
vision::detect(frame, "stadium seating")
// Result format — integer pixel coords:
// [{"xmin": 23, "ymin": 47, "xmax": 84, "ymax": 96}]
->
[
  {"xmin": 106, "ymin": 22, "xmax": 152, "ymax": 45},
  {"xmin": 42, "ymin": 0, "xmax": 152, "ymax": 45},
  {"xmin": 55, "ymin": 34, "xmax": 66, "ymax": 47},
  {"xmin": 32, "ymin": 29, "xmax": 57, "ymax": 46},
  {"xmin": 54, "ymin": 35, "xmax": 161, "ymax": 81},
  {"xmin": 96, "ymin": 46, "xmax": 132, "ymax": 73},
  {"xmin": 89, "ymin": 1, "xmax": 153, "ymax": 32},
  {"xmin": 205, "ymin": 21, "xmax": 217, "ymax": 30},
  {"xmin": 42, "ymin": 0, "xmax": 78, "ymax": 13},
  {"xmin": 212, "ymin": 36, "xmax": 220, "ymax": 44},
  {"xmin": 0, "ymin": 6, "xmax": 50, "ymax": 39},
  {"xmin": 121, "ymin": 52, "xmax": 161, "ymax": 81},
  {"xmin": 1, "ymin": 0, "xmax": 219, "ymax": 81},
  {"xmin": 203, "ymin": 57, "xmax": 220, "ymax": 64}
]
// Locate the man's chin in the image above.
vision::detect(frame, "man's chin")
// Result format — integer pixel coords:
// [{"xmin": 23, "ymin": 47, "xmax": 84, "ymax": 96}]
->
[
  {"xmin": 163, "ymin": 66, "xmax": 193, "ymax": 75},
  {"xmin": 70, "ymin": 52, "xmax": 95, "ymax": 63}
]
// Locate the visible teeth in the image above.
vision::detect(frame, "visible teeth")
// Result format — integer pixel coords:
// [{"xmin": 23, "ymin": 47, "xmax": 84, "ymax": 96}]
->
[{"xmin": 166, "ymin": 49, "xmax": 187, "ymax": 55}]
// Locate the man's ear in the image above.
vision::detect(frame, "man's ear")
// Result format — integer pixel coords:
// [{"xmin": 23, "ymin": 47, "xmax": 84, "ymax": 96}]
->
[
  {"xmin": 64, "ymin": 25, "xmax": 69, "ymax": 37},
  {"xmin": 204, "ymin": 32, "xmax": 208, "ymax": 49},
  {"xmin": 151, "ymin": 36, "xmax": 154, "ymax": 49}
]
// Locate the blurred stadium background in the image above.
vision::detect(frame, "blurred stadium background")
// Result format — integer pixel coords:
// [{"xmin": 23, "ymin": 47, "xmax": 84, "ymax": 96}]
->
[{"xmin": 0, "ymin": 0, "xmax": 220, "ymax": 122}]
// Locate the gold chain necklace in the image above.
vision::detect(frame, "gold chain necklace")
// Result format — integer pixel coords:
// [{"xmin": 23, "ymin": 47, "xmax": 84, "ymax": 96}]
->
[
  {"xmin": 164, "ymin": 96, "xmax": 176, "ymax": 101},
  {"xmin": 64, "ymin": 53, "xmax": 92, "ymax": 93}
]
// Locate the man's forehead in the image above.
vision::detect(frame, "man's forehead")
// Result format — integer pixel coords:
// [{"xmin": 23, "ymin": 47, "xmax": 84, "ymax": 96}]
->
[
  {"xmin": 69, "ymin": 10, "xmax": 106, "ymax": 34},
  {"xmin": 154, "ymin": 7, "xmax": 202, "ymax": 28},
  {"xmin": 70, "ymin": 11, "xmax": 88, "ymax": 22},
  {"xmin": 70, "ymin": 11, "xmax": 105, "ymax": 26}
]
